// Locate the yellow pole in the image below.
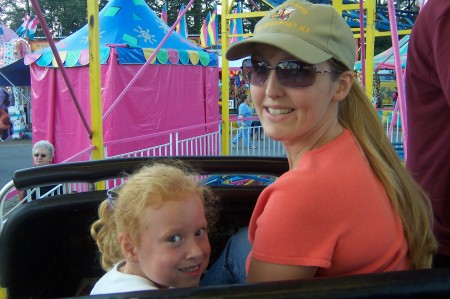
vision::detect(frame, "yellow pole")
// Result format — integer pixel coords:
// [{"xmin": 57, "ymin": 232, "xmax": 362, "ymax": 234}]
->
[
  {"xmin": 87, "ymin": 0, "xmax": 105, "ymax": 190},
  {"xmin": 221, "ymin": 0, "xmax": 230, "ymax": 155},
  {"xmin": 364, "ymin": 0, "xmax": 376, "ymax": 100}
]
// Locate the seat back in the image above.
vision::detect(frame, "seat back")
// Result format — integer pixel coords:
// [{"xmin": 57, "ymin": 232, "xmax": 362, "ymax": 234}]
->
[
  {"xmin": 0, "ymin": 186, "xmax": 265, "ymax": 298},
  {"xmin": 0, "ymin": 192, "xmax": 105, "ymax": 298},
  {"xmin": 1, "ymin": 157, "xmax": 287, "ymax": 298}
]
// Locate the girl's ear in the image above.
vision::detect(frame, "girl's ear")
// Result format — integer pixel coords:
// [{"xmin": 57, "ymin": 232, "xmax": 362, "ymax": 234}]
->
[
  {"xmin": 332, "ymin": 70, "xmax": 354, "ymax": 103},
  {"xmin": 118, "ymin": 233, "xmax": 138, "ymax": 262}
]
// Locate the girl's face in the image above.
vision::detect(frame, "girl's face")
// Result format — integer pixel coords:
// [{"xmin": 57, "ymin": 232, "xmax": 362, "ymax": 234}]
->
[
  {"xmin": 33, "ymin": 147, "xmax": 52, "ymax": 166},
  {"xmin": 250, "ymin": 45, "xmax": 344, "ymax": 148},
  {"xmin": 129, "ymin": 194, "xmax": 210, "ymax": 288}
]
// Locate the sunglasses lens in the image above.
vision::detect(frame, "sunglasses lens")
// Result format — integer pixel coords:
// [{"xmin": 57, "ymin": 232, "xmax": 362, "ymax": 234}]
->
[
  {"xmin": 34, "ymin": 154, "xmax": 47, "ymax": 158},
  {"xmin": 277, "ymin": 61, "xmax": 315, "ymax": 88},
  {"xmin": 242, "ymin": 59, "xmax": 268, "ymax": 85},
  {"xmin": 242, "ymin": 59, "xmax": 317, "ymax": 88}
]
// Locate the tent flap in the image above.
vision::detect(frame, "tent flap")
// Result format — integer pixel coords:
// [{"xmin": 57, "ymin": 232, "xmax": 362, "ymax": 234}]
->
[
  {"xmin": 0, "ymin": 58, "xmax": 30, "ymax": 86},
  {"xmin": 115, "ymin": 47, "xmax": 214, "ymax": 66}
]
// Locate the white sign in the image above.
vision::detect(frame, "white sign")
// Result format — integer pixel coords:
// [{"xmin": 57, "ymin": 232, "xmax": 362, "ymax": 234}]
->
[{"xmin": 229, "ymin": 99, "xmax": 234, "ymax": 109}]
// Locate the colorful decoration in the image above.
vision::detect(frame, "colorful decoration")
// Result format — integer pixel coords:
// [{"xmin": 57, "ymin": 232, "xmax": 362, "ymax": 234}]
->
[
  {"xmin": 229, "ymin": 4, "xmax": 244, "ymax": 44},
  {"xmin": 0, "ymin": 25, "xmax": 19, "ymax": 43},
  {"xmin": 16, "ymin": 15, "xmax": 40, "ymax": 41},
  {"xmin": 200, "ymin": 12, "xmax": 210, "ymax": 48},
  {"xmin": 354, "ymin": 35, "xmax": 409, "ymax": 71},
  {"xmin": 175, "ymin": 4, "xmax": 188, "ymax": 39},
  {"xmin": 25, "ymin": 0, "xmax": 217, "ymax": 67},
  {"xmin": 161, "ymin": 3, "xmax": 167, "ymax": 24},
  {"xmin": 203, "ymin": 175, "xmax": 275, "ymax": 186},
  {"xmin": 207, "ymin": 7, "xmax": 218, "ymax": 45}
]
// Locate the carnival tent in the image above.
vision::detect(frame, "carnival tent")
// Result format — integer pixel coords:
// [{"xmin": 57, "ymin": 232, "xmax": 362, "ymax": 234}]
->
[
  {"xmin": 25, "ymin": 0, "xmax": 219, "ymax": 162},
  {"xmin": 0, "ymin": 24, "xmax": 18, "ymax": 43},
  {"xmin": 218, "ymin": 55, "xmax": 247, "ymax": 70},
  {"xmin": 354, "ymin": 35, "xmax": 409, "ymax": 71},
  {"xmin": 0, "ymin": 26, "xmax": 30, "ymax": 87},
  {"xmin": 0, "ymin": 58, "xmax": 30, "ymax": 87}
]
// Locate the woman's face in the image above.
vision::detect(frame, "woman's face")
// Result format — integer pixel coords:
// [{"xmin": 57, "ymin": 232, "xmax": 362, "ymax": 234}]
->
[
  {"xmin": 33, "ymin": 147, "xmax": 52, "ymax": 166},
  {"xmin": 249, "ymin": 45, "xmax": 344, "ymax": 147}
]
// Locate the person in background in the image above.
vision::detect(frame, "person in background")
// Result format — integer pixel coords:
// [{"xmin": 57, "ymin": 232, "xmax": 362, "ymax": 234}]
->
[
  {"xmin": 231, "ymin": 95, "xmax": 256, "ymax": 149},
  {"xmin": 32, "ymin": 140, "xmax": 54, "ymax": 167},
  {"xmin": 405, "ymin": 0, "xmax": 450, "ymax": 268},
  {"xmin": 0, "ymin": 88, "xmax": 12, "ymax": 141},
  {"xmin": 18, "ymin": 140, "xmax": 56, "ymax": 201},
  {"xmin": 392, "ymin": 87, "xmax": 398, "ymax": 108},
  {"xmin": 90, "ymin": 161, "xmax": 217, "ymax": 295},
  {"xmin": 202, "ymin": 0, "xmax": 436, "ymax": 285}
]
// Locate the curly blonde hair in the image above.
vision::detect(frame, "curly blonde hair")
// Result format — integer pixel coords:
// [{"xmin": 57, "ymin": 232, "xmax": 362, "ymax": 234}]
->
[{"xmin": 90, "ymin": 160, "xmax": 217, "ymax": 271}]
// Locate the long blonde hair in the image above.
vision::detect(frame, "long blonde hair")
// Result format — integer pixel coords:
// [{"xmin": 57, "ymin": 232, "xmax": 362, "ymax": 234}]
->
[
  {"xmin": 338, "ymin": 76, "xmax": 436, "ymax": 268},
  {"xmin": 90, "ymin": 160, "xmax": 217, "ymax": 271}
]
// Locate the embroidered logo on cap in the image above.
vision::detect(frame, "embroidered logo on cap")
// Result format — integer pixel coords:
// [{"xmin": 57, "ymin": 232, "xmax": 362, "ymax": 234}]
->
[{"xmin": 272, "ymin": 7, "xmax": 295, "ymax": 21}]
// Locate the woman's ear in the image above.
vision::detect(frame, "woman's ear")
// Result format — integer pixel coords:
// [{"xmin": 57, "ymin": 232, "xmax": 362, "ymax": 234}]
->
[
  {"xmin": 332, "ymin": 71, "xmax": 354, "ymax": 103},
  {"xmin": 118, "ymin": 233, "xmax": 138, "ymax": 262}
]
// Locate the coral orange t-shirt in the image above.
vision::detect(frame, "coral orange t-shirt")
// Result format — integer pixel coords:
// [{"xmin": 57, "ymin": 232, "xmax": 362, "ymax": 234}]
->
[{"xmin": 247, "ymin": 130, "xmax": 409, "ymax": 276}]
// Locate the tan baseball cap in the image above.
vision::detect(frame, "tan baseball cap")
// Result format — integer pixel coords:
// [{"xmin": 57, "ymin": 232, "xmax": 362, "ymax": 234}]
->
[{"xmin": 226, "ymin": 0, "xmax": 356, "ymax": 71}]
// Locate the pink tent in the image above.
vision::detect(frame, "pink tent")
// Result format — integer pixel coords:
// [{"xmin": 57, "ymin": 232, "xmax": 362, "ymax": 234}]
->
[
  {"xmin": 354, "ymin": 35, "xmax": 409, "ymax": 71},
  {"xmin": 26, "ymin": 0, "xmax": 219, "ymax": 163},
  {"xmin": 0, "ymin": 25, "xmax": 18, "ymax": 43}
]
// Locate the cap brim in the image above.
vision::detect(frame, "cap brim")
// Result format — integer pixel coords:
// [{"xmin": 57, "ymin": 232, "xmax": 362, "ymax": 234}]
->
[{"xmin": 225, "ymin": 33, "xmax": 332, "ymax": 65}]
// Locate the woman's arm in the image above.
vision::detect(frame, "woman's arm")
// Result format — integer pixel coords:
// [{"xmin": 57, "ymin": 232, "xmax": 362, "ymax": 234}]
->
[{"xmin": 247, "ymin": 257, "xmax": 317, "ymax": 282}]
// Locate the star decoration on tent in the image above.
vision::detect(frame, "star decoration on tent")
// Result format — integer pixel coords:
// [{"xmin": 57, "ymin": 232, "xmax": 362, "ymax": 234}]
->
[
  {"xmin": 80, "ymin": 31, "xmax": 105, "ymax": 45},
  {"xmin": 133, "ymin": 26, "xmax": 156, "ymax": 44}
]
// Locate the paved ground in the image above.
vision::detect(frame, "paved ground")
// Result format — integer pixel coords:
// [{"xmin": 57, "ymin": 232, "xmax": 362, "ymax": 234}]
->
[
  {"xmin": 0, "ymin": 138, "xmax": 33, "ymax": 213},
  {"xmin": 0, "ymin": 138, "xmax": 33, "ymax": 188}
]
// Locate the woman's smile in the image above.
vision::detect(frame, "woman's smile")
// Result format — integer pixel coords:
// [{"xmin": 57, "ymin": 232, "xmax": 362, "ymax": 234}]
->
[{"xmin": 266, "ymin": 107, "xmax": 294, "ymax": 116}]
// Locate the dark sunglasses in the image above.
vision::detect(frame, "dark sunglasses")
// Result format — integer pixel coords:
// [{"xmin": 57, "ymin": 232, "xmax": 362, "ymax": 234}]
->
[
  {"xmin": 242, "ymin": 59, "xmax": 339, "ymax": 88},
  {"xmin": 33, "ymin": 153, "xmax": 47, "ymax": 158}
]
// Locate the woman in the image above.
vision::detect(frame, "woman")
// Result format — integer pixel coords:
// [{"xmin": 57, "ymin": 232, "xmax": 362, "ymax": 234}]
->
[
  {"xmin": 203, "ymin": 0, "xmax": 435, "ymax": 284},
  {"xmin": 18, "ymin": 140, "xmax": 56, "ymax": 201},
  {"xmin": 32, "ymin": 140, "xmax": 54, "ymax": 166}
]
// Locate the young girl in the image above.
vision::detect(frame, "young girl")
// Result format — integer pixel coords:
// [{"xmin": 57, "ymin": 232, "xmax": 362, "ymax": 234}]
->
[{"xmin": 90, "ymin": 161, "xmax": 216, "ymax": 295}]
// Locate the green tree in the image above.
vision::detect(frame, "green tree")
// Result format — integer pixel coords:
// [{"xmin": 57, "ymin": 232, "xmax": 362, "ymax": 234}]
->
[
  {"xmin": 150, "ymin": 1, "xmax": 220, "ymax": 35},
  {"xmin": 0, "ymin": 0, "xmax": 109, "ymax": 38},
  {"xmin": 0, "ymin": 0, "xmax": 418, "ymax": 43},
  {"xmin": 0, "ymin": 0, "xmax": 218, "ymax": 39}
]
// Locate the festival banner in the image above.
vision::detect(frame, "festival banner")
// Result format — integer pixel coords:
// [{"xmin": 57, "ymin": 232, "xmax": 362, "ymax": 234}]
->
[{"xmin": 175, "ymin": 4, "xmax": 188, "ymax": 39}]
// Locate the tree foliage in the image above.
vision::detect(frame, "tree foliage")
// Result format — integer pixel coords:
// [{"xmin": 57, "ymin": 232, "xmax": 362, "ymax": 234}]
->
[
  {"xmin": 0, "ymin": 0, "xmax": 275, "ymax": 39},
  {"xmin": 0, "ymin": 0, "xmax": 218, "ymax": 38},
  {"xmin": 0, "ymin": 0, "xmax": 417, "ymax": 45},
  {"xmin": 0, "ymin": 0, "xmax": 109, "ymax": 38}
]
